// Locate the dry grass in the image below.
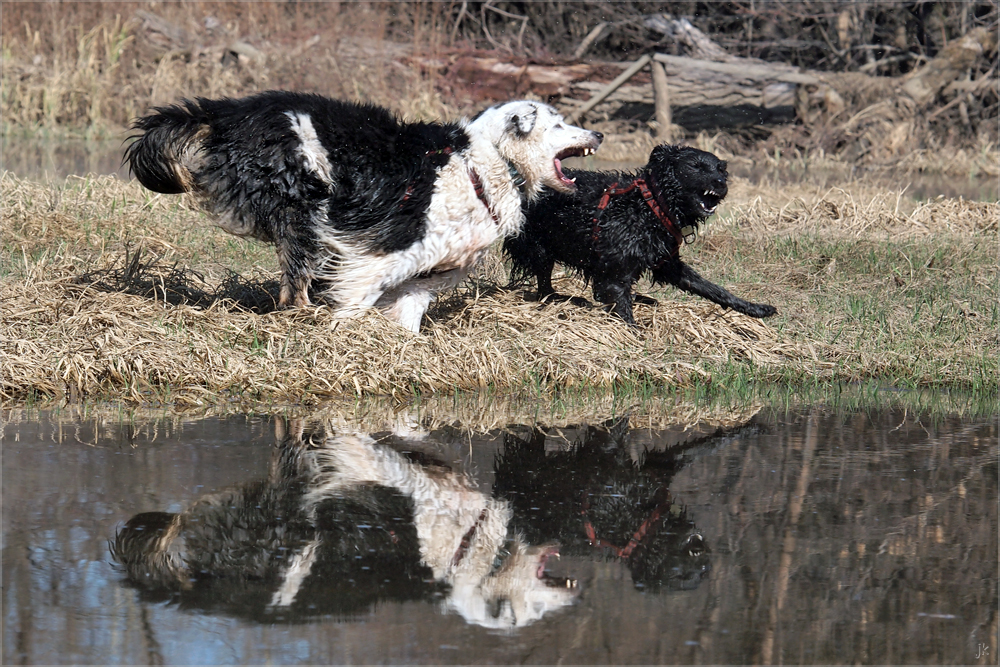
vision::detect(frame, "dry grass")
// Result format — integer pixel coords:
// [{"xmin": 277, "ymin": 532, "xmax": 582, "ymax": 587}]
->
[
  {"xmin": 3, "ymin": 3, "xmax": 997, "ymax": 178},
  {"xmin": 3, "ymin": 170, "xmax": 995, "ymax": 408},
  {"xmin": 1, "ymin": 393, "xmax": 765, "ymax": 442},
  {"xmin": 0, "ymin": 2, "xmax": 457, "ymax": 138},
  {"xmin": 1, "ymin": 241, "xmax": 809, "ymax": 406}
]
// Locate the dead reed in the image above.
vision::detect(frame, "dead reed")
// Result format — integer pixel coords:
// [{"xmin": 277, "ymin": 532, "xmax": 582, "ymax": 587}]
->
[{"xmin": 3, "ymin": 3, "xmax": 996, "ymax": 175}]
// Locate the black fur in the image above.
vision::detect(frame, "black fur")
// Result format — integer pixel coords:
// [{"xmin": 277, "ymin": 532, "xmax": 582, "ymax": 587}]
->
[
  {"xmin": 124, "ymin": 91, "xmax": 468, "ymax": 307},
  {"xmin": 109, "ymin": 422, "xmax": 441, "ymax": 621},
  {"xmin": 491, "ymin": 417, "xmax": 762, "ymax": 592},
  {"xmin": 504, "ymin": 144, "xmax": 777, "ymax": 325}
]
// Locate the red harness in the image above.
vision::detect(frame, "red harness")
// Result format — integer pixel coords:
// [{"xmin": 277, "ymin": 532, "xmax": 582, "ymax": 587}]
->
[
  {"xmin": 581, "ymin": 494, "xmax": 672, "ymax": 560},
  {"xmin": 590, "ymin": 178, "xmax": 684, "ymax": 254},
  {"xmin": 468, "ymin": 168, "xmax": 500, "ymax": 225},
  {"xmin": 400, "ymin": 145, "xmax": 500, "ymax": 225}
]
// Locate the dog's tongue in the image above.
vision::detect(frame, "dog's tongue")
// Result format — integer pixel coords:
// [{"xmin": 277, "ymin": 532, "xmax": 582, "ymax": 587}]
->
[{"xmin": 554, "ymin": 158, "xmax": 574, "ymax": 186}]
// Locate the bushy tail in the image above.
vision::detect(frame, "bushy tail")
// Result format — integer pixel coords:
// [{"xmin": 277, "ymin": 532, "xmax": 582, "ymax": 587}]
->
[
  {"xmin": 123, "ymin": 99, "xmax": 209, "ymax": 194},
  {"xmin": 501, "ymin": 235, "xmax": 536, "ymax": 287}
]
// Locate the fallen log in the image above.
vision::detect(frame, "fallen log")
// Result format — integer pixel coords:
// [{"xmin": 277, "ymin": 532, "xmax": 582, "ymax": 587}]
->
[
  {"xmin": 563, "ymin": 53, "xmax": 810, "ymax": 130},
  {"xmin": 899, "ymin": 27, "xmax": 997, "ymax": 105},
  {"xmin": 565, "ymin": 55, "xmax": 650, "ymax": 123}
]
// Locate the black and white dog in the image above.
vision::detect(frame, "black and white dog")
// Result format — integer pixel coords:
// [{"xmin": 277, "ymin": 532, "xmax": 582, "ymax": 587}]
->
[
  {"xmin": 111, "ymin": 420, "xmax": 579, "ymax": 628},
  {"xmin": 504, "ymin": 144, "xmax": 776, "ymax": 325},
  {"xmin": 124, "ymin": 91, "xmax": 603, "ymax": 331}
]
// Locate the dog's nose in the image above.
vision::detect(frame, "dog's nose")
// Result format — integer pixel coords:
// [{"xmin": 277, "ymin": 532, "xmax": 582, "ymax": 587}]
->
[{"xmin": 592, "ymin": 131, "xmax": 604, "ymax": 144}]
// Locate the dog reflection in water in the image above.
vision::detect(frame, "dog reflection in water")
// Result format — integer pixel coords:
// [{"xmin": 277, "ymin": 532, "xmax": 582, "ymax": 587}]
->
[{"xmin": 111, "ymin": 421, "xmax": 577, "ymax": 628}]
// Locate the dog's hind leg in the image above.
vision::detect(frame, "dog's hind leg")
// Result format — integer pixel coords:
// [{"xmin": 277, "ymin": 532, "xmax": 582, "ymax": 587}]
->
[
  {"xmin": 534, "ymin": 261, "xmax": 559, "ymax": 301},
  {"xmin": 658, "ymin": 261, "xmax": 777, "ymax": 318},
  {"xmin": 276, "ymin": 237, "xmax": 314, "ymax": 308},
  {"xmin": 536, "ymin": 275, "xmax": 591, "ymax": 309},
  {"xmin": 532, "ymin": 261, "xmax": 592, "ymax": 308}
]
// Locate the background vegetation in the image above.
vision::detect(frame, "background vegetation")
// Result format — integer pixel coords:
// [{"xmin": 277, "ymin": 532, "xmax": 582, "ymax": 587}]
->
[{"xmin": 2, "ymin": 1, "xmax": 997, "ymax": 164}]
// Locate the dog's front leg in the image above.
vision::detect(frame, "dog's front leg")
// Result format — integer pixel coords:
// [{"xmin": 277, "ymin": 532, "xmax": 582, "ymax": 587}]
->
[
  {"xmin": 376, "ymin": 283, "xmax": 433, "ymax": 333},
  {"xmin": 662, "ymin": 261, "xmax": 777, "ymax": 318},
  {"xmin": 593, "ymin": 279, "xmax": 637, "ymax": 325}
]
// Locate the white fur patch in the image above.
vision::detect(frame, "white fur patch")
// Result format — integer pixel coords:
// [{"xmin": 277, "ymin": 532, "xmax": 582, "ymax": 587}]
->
[
  {"xmin": 307, "ymin": 101, "xmax": 602, "ymax": 333},
  {"xmin": 286, "ymin": 112, "xmax": 333, "ymax": 184},
  {"xmin": 268, "ymin": 538, "xmax": 321, "ymax": 608}
]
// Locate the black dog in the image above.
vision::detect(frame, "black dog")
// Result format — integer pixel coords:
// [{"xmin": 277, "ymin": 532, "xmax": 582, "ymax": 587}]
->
[{"xmin": 504, "ymin": 144, "xmax": 776, "ymax": 325}]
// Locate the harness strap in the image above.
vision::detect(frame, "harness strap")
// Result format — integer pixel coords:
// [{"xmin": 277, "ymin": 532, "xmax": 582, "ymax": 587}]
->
[
  {"xmin": 581, "ymin": 495, "xmax": 672, "ymax": 560},
  {"xmin": 590, "ymin": 177, "xmax": 684, "ymax": 254},
  {"xmin": 452, "ymin": 508, "xmax": 489, "ymax": 568}
]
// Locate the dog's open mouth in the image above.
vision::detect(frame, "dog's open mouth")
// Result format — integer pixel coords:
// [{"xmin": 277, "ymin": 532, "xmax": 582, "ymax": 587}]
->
[
  {"xmin": 538, "ymin": 546, "xmax": 577, "ymax": 588},
  {"xmin": 696, "ymin": 188, "xmax": 725, "ymax": 217},
  {"xmin": 554, "ymin": 146, "xmax": 597, "ymax": 188}
]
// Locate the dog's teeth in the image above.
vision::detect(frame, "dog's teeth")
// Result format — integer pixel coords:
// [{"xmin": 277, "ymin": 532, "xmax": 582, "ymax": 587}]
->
[{"xmin": 569, "ymin": 177, "xmax": 576, "ymax": 182}]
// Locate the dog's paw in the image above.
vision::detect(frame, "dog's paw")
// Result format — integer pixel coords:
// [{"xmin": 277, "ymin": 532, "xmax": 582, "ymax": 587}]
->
[
  {"xmin": 747, "ymin": 303, "xmax": 777, "ymax": 318},
  {"xmin": 538, "ymin": 292, "xmax": 592, "ymax": 309}
]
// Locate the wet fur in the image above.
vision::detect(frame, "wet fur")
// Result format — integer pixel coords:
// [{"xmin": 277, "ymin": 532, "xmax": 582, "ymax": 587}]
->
[
  {"xmin": 124, "ymin": 91, "xmax": 602, "ymax": 331},
  {"xmin": 504, "ymin": 144, "xmax": 776, "ymax": 325}
]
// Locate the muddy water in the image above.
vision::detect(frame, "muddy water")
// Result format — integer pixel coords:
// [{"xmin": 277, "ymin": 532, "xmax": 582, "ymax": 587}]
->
[{"xmin": 2, "ymin": 406, "xmax": 996, "ymax": 665}]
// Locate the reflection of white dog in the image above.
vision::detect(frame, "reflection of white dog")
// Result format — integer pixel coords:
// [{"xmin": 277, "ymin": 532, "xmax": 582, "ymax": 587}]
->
[
  {"xmin": 301, "ymin": 433, "xmax": 578, "ymax": 628},
  {"xmin": 111, "ymin": 423, "xmax": 577, "ymax": 629}
]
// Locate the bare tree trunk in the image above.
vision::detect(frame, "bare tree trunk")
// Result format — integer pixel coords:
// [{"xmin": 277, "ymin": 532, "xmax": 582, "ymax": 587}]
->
[{"xmin": 651, "ymin": 59, "xmax": 673, "ymax": 141}]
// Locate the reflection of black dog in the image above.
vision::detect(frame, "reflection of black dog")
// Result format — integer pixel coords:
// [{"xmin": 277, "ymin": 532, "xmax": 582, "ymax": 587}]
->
[
  {"xmin": 504, "ymin": 145, "xmax": 777, "ymax": 325},
  {"xmin": 494, "ymin": 417, "xmax": 753, "ymax": 593},
  {"xmin": 111, "ymin": 421, "xmax": 578, "ymax": 628}
]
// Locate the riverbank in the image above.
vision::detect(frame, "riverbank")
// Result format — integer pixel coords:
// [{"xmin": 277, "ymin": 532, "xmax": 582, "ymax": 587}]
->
[{"xmin": 2, "ymin": 171, "xmax": 995, "ymax": 409}]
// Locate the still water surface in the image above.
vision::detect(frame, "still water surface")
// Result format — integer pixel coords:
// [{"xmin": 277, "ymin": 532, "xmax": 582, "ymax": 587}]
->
[{"xmin": 2, "ymin": 406, "xmax": 996, "ymax": 664}]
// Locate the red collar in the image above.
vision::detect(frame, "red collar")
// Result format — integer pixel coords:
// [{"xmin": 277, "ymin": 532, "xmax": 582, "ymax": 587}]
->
[
  {"xmin": 590, "ymin": 177, "xmax": 683, "ymax": 252},
  {"xmin": 422, "ymin": 145, "xmax": 502, "ymax": 225},
  {"xmin": 581, "ymin": 494, "xmax": 672, "ymax": 560}
]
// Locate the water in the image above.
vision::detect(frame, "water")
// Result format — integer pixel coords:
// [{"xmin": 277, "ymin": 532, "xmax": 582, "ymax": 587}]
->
[{"xmin": 3, "ymin": 406, "xmax": 996, "ymax": 664}]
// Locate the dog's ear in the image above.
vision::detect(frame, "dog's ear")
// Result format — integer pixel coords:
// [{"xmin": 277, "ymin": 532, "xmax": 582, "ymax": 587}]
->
[
  {"xmin": 506, "ymin": 103, "xmax": 538, "ymax": 137},
  {"xmin": 649, "ymin": 144, "xmax": 680, "ymax": 163}
]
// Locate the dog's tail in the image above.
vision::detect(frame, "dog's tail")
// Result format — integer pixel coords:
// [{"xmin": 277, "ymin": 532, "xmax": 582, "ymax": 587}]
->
[
  {"xmin": 500, "ymin": 236, "xmax": 535, "ymax": 288},
  {"xmin": 123, "ymin": 99, "xmax": 210, "ymax": 194}
]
